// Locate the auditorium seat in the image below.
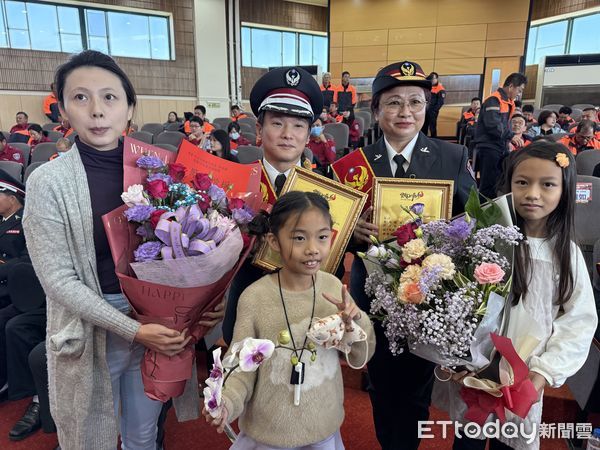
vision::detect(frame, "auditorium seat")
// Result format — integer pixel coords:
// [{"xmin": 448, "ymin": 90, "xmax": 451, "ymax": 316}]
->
[
  {"xmin": 141, "ymin": 123, "xmax": 165, "ymax": 136},
  {"xmin": 240, "ymin": 132, "xmax": 256, "ymax": 146},
  {"xmin": 355, "ymin": 110, "xmax": 373, "ymax": 129},
  {"xmin": 238, "ymin": 117, "xmax": 257, "ymax": 130},
  {"xmin": 574, "ymin": 175, "xmax": 600, "ymax": 273},
  {"xmin": 164, "ymin": 122, "xmax": 183, "ymax": 132},
  {"xmin": 236, "ymin": 145, "xmax": 263, "ymax": 164},
  {"xmin": 576, "ymin": 151, "xmax": 600, "ymax": 176},
  {"xmin": 212, "ymin": 117, "xmax": 232, "ymax": 130},
  {"xmin": 30, "ymin": 142, "xmax": 58, "ymax": 163},
  {"xmin": 42, "ymin": 123, "xmax": 60, "ymax": 132},
  {"xmin": 46, "ymin": 131, "xmax": 63, "ymax": 142},
  {"xmin": 154, "ymin": 131, "xmax": 185, "ymax": 148},
  {"xmin": 572, "ymin": 104, "xmax": 596, "ymax": 111},
  {"xmin": 154, "ymin": 143, "xmax": 177, "ymax": 153},
  {"xmin": 324, "ymin": 122, "xmax": 349, "ymax": 157},
  {"xmin": 24, "ymin": 162, "xmax": 45, "ymax": 184},
  {"xmin": 571, "ymin": 108, "xmax": 583, "ymax": 122},
  {"xmin": 238, "ymin": 122, "xmax": 254, "ymax": 134},
  {"xmin": 8, "ymin": 143, "xmax": 31, "ymax": 166},
  {"xmin": 354, "ymin": 116, "xmax": 365, "ymax": 136},
  {"xmin": 129, "ymin": 130, "xmax": 154, "ymax": 144},
  {"xmin": 541, "ymin": 104, "xmax": 563, "ymax": 113},
  {"xmin": 0, "ymin": 161, "xmax": 23, "ymax": 181}
]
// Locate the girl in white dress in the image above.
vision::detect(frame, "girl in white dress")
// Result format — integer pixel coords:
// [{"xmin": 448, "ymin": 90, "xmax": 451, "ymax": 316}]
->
[{"xmin": 439, "ymin": 140, "xmax": 598, "ymax": 450}]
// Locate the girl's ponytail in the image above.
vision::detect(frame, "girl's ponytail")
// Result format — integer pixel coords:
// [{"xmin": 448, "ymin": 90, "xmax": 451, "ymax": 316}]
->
[{"xmin": 248, "ymin": 210, "xmax": 271, "ymax": 236}]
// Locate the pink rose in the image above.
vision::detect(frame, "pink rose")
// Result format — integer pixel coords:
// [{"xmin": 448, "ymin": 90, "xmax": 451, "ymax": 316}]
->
[{"xmin": 473, "ymin": 263, "xmax": 505, "ymax": 285}]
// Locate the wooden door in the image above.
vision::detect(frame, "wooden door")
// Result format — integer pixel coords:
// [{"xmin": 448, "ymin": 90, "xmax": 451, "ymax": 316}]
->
[{"xmin": 482, "ymin": 57, "xmax": 522, "ymax": 99}]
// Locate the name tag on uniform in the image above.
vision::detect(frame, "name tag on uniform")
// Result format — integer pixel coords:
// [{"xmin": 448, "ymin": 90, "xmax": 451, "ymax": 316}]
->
[{"xmin": 6, "ymin": 230, "xmax": 20, "ymax": 234}]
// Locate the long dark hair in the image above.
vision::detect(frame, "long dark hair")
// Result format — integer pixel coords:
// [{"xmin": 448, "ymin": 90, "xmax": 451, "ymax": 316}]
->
[
  {"xmin": 211, "ymin": 129, "xmax": 234, "ymax": 161},
  {"xmin": 54, "ymin": 50, "xmax": 137, "ymax": 109},
  {"xmin": 248, "ymin": 191, "xmax": 333, "ymax": 237},
  {"xmin": 27, "ymin": 124, "xmax": 48, "ymax": 139},
  {"xmin": 501, "ymin": 140, "xmax": 576, "ymax": 305}
]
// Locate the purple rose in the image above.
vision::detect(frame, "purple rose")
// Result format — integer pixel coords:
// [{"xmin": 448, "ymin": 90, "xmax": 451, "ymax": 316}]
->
[
  {"xmin": 208, "ymin": 185, "xmax": 226, "ymax": 204},
  {"xmin": 232, "ymin": 207, "xmax": 254, "ymax": 225},
  {"xmin": 445, "ymin": 217, "xmax": 476, "ymax": 241},
  {"xmin": 147, "ymin": 173, "xmax": 173, "ymax": 184},
  {"xmin": 136, "ymin": 156, "xmax": 165, "ymax": 170},
  {"xmin": 124, "ymin": 205, "xmax": 156, "ymax": 223},
  {"xmin": 133, "ymin": 241, "xmax": 164, "ymax": 262},
  {"xmin": 410, "ymin": 203, "xmax": 425, "ymax": 215}
]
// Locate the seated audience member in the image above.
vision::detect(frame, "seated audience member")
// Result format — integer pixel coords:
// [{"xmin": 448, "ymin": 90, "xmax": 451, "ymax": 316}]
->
[
  {"xmin": 26, "ymin": 125, "xmax": 50, "ymax": 150},
  {"xmin": 187, "ymin": 116, "xmax": 205, "ymax": 147},
  {"xmin": 458, "ymin": 97, "xmax": 481, "ymax": 142},
  {"xmin": 49, "ymin": 138, "xmax": 72, "ymax": 160},
  {"xmin": 508, "ymin": 114, "xmax": 532, "ymax": 151},
  {"xmin": 570, "ymin": 108, "xmax": 600, "ymax": 136},
  {"xmin": 43, "ymin": 84, "xmax": 59, "ymax": 123},
  {"xmin": 307, "ymin": 118, "xmax": 336, "ymax": 166},
  {"xmin": 230, "ymin": 105, "xmax": 248, "ymax": 122},
  {"xmin": 324, "ymin": 101, "xmax": 342, "ymax": 123},
  {"xmin": 227, "ymin": 122, "xmax": 250, "ymax": 150},
  {"xmin": 208, "ymin": 129, "xmax": 238, "ymax": 162},
  {"xmin": 0, "ymin": 133, "xmax": 24, "ymax": 164},
  {"xmin": 53, "ymin": 117, "xmax": 74, "ymax": 137},
  {"xmin": 343, "ymin": 109, "xmax": 361, "ymax": 149},
  {"xmin": 10, "ymin": 112, "xmax": 29, "ymax": 135},
  {"xmin": 557, "ymin": 106, "xmax": 575, "ymax": 131},
  {"xmin": 163, "ymin": 111, "xmax": 181, "ymax": 129},
  {"xmin": 194, "ymin": 105, "xmax": 215, "ymax": 134},
  {"xmin": 527, "ymin": 110, "xmax": 563, "ymax": 137},
  {"xmin": 559, "ymin": 120, "xmax": 600, "ymax": 155},
  {"xmin": 522, "ymin": 104, "xmax": 537, "ymax": 126}
]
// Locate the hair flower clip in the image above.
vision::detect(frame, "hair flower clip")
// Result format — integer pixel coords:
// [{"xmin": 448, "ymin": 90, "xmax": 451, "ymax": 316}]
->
[{"xmin": 555, "ymin": 153, "xmax": 569, "ymax": 168}]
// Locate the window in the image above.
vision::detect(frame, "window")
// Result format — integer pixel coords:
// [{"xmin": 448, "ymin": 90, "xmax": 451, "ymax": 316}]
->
[
  {"xmin": 526, "ymin": 13, "xmax": 600, "ymax": 64},
  {"xmin": 242, "ymin": 25, "xmax": 328, "ymax": 70},
  {"xmin": 0, "ymin": 0, "xmax": 171, "ymax": 59}
]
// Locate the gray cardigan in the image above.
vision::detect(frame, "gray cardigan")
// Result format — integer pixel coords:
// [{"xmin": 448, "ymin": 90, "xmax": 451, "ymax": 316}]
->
[{"xmin": 23, "ymin": 145, "xmax": 198, "ymax": 450}]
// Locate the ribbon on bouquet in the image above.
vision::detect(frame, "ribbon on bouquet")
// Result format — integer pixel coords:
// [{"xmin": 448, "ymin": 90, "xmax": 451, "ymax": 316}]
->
[
  {"xmin": 154, "ymin": 205, "xmax": 228, "ymax": 258},
  {"xmin": 460, "ymin": 333, "xmax": 539, "ymax": 425},
  {"xmin": 307, "ymin": 314, "xmax": 369, "ymax": 369}
]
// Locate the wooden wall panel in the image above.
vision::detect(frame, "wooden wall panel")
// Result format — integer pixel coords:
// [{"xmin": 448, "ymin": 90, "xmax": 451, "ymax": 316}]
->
[
  {"xmin": 437, "ymin": 0, "xmax": 531, "ymax": 25},
  {"xmin": 487, "ymin": 22, "xmax": 528, "ymax": 40},
  {"xmin": 387, "ymin": 44, "xmax": 435, "ymax": 61},
  {"xmin": 435, "ymin": 41, "xmax": 486, "ymax": 59},
  {"xmin": 0, "ymin": 0, "xmax": 196, "ymax": 97},
  {"xmin": 531, "ymin": 0, "xmax": 600, "ymax": 20},
  {"xmin": 485, "ymin": 39, "xmax": 526, "ymax": 57},
  {"xmin": 329, "ymin": 0, "xmax": 436, "ymax": 31},
  {"xmin": 240, "ymin": 0, "xmax": 327, "ymax": 31},
  {"xmin": 436, "ymin": 24, "xmax": 488, "ymax": 43},
  {"xmin": 389, "ymin": 27, "xmax": 436, "ymax": 45},
  {"xmin": 343, "ymin": 46, "xmax": 388, "ymax": 63},
  {"xmin": 339, "ymin": 61, "xmax": 388, "ymax": 78},
  {"xmin": 330, "ymin": 32, "xmax": 343, "ymax": 48},
  {"xmin": 523, "ymin": 64, "xmax": 539, "ymax": 100},
  {"xmin": 343, "ymin": 30, "xmax": 388, "ymax": 47},
  {"xmin": 434, "ymin": 58, "xmax": 485, "ymax": 75},
  {"xmin": 330, "ymin": 47, "xmax": 343, "ymax": 64}
]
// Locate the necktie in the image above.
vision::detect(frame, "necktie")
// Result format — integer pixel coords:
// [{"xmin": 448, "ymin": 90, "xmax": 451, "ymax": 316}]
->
[
  {"xmin": 275, "ymin": 173, "xmax": 287, "ymax": 196},
  {"xmin": 393, "ymin": 154, "xmax": 406, "ymax": 178}
]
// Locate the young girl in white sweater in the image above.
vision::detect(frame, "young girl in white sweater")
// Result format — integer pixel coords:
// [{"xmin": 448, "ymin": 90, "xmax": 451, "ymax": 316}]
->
[
  {"xmin": 203, "ymin": 191, "xmax": 375, "ymax": 449},
  {"xmin": 438, "ymin": 140, "xmax": 598, "ymax": 450}
]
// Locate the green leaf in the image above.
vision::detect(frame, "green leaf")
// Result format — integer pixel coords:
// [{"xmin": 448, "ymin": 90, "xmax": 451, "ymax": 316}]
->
[{"xmin": 481, "ymin": 199, "xmax": 502, "ymax": 228}]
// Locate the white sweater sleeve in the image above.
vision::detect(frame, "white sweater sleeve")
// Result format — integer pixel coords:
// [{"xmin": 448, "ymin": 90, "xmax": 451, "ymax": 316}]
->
[{"xmin": 529, "ymin": 247, "xmax": 598, "ymax": 387}]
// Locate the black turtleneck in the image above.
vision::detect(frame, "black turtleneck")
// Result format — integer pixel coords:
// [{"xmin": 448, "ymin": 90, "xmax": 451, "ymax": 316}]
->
[{"xmin": 77, "ymin": 137, "xmax": 124, "ymax": 294}]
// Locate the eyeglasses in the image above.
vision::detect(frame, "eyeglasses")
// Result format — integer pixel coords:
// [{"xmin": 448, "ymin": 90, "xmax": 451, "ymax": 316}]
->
[{"xmin": 381, "ymin": 98, "xmax": 427, "ymax": 113}]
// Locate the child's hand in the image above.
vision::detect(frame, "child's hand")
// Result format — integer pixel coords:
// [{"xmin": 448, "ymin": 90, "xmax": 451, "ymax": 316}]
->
[
  {"xmin": 528, "ymin": 371, "xmax": 547, "ymax": 398},
  {"xmin": 202, "ymin": 405, "xmax": 229, "ymax": 433},
  {"xmin": 323, "ymin": 284, "xmax": 362, "ymax": 324}
]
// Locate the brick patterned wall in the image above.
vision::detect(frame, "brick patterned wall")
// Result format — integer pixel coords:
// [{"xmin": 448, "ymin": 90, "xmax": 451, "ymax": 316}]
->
[{"xmin": 0, "ymin": 0, "xmax": 196, "ymax": 97}]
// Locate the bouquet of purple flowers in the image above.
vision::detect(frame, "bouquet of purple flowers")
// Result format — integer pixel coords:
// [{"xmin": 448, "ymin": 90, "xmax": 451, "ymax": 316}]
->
[{"xmin": 361, "ymin": 189, "xmax": 522, "ymax": 369}]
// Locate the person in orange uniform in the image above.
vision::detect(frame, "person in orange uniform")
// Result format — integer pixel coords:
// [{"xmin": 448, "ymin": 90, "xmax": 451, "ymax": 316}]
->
[
  {"xmin": 227, "ymin": 122, "xmax": 250, "ymax": 150},
  {"xmin": 422, "ymin": 72, "xmax": 445, "ymax": 137},
  {"xmin": 43, "ymin": 84, "xmax": 59, "ymax": 122},
  {"xmin": 324, "ymin": 101, "xmax": 342, "ymax": 124},
  {"xmin": 570, "ymin": 108, "xmax": 600, "ymax": 137},
  {"xmin": 9, "ymin": 112, "xmax": 29, "ymax": 135},
  {"xmin": 184, "ymin": 105, "xmax": 214, "ymax": 134},
  {"xmin": 521, "ymin": 104, "xmax": 537, "ymax": 127},
  {"xmin": 187, "ymin": 117, "xmax": 205, "ymax": 147},
  {"xmin": 53, "ymin": 117, "xmax": 74, "ymax": 138},
  {"xmin": 508, "ymin": 114, "xmax": 531, "ymax": 151},
  {"xmin": 560, "ymin": 120, "xmax": 600, "ymax": 155},
  {"xmin": 0, "ymin": 133, "xmax": 24, "ymax": 163},
  {"xmin": 333, "ymin": 71, "xmax": 357, "ymax": 113},
  {"xmin": 230, "ymin": 105, "xmax": 248, "ymax": 122},
  {"xmin": 320, "ymin": 72, "xmax": 337, "ymax": 109}
]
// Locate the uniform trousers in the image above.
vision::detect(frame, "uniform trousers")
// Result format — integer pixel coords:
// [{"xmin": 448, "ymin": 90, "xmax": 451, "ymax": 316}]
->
[
  {"xmin": 28, "ymin": 341, "xmax": 56, "ymax": 432},
  {"xmin": 476, "ymin": 146, "xmax": 506, "ymax": 199}
]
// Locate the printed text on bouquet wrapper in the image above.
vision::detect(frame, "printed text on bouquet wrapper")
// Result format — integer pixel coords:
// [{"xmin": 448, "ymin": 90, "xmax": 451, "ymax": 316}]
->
[{"xmin": 141, "ymin": 285, "xmax": 186, "ymax": 302}]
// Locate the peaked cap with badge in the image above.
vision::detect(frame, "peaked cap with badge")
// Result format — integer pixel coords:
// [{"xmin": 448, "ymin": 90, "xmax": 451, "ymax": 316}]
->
[
  {"xmin": 372, "ymin": 61, "xmax": 432, "ymax": 97},
  {"xmin": 250, "ymin": 66, "xmax": 323, "ymax": 121}
]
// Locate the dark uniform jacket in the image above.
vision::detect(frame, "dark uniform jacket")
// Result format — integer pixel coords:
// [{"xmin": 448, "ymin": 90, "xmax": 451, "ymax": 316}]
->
[
  {"xmin": 475, "ymin": 88, "xmax": 515, "ymax": 153},
  {"xmin": 0, "ymin": 207, "xmax": 29, "ymax": 298},
  {"xmin": 350, "ymin": 133, "xmax": 476, "ymax": 311}
]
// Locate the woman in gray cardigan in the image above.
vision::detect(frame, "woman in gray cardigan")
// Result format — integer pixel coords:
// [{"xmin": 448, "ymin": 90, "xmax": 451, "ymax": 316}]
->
[{"xmin": 23, "ymin": 51, "xmax": 198, "ymax": 449}]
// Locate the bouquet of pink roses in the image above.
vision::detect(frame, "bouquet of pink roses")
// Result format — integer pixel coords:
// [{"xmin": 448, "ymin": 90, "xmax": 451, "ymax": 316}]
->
[{"xmin": 103, "ymin": 150, "xmax": 260, "ymax": 402}]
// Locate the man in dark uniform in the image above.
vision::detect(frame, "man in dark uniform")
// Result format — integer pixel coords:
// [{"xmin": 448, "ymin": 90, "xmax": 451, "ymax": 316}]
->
[
  {"xmin": 475, "ymin": 73, "xmax": 527, "ymax": 199},
  {"xmin": 0, "ymin": 171, "xmax": 49, "ymax": 441},
  {"xmin": 349, "ymin": 61, "xmax": 476, "ymax": 450},
  {"xmin": 334, "ymin": 71, "xmax": 357, "ymax": 113},
  {"xmin": 221, "ymin": 66, "xmax": 323, "ymax": 343}
]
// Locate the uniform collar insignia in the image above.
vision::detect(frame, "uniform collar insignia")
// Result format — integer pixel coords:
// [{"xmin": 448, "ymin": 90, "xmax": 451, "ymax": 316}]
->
[
  {"xmin": 15, "ymin": 215, "xmax": 20, "ymax": 220},
  {"xmin": 374, "ymin": 154, "xmax": 382, "ymax": 161},
  {"xmin": 419, "ymin": 147, "xmax": 429, "ymax": 153}
]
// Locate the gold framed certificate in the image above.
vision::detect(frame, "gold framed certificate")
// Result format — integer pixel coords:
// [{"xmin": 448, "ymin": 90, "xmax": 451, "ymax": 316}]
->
[
  {"xmin": 253, "ymin": 167, "xmax": 367, "ymax": 273},
  {"xmin": 373, "ymin": 178, "xmax": 454, "ymax": 241}
]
